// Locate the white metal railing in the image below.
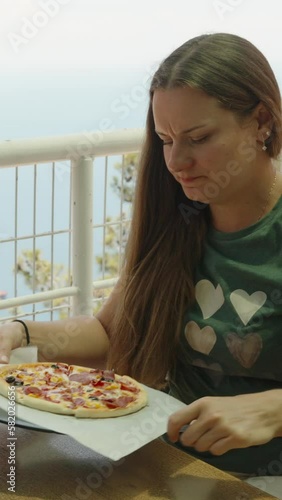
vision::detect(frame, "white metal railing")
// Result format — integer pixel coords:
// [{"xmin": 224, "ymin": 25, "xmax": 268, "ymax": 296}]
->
[{"xmin": 0, "ymin": 128, "xmax": 144, "ymax": 321}]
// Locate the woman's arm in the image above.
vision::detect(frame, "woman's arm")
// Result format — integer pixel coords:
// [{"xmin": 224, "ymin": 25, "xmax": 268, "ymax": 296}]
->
[
  {"xmin": 0, "ymin": 277, "xmax": 125, "ymax": 366},
  {"xmin": 96, "ymin": 274, "xmax": 124, "ymax": 336},
  {"xmin": 0, "ymin": 316, "xmax": 110, "ymax": 367}
]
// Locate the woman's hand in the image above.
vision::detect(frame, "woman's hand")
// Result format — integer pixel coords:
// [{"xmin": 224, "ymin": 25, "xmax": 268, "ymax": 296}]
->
[
  {"xmin": 0, "ymin": 322, "xmax": 24, "ymax": 363},
  {"xmin": 167, "ymin": 392, "xmax": 282, "ymax": 456}
]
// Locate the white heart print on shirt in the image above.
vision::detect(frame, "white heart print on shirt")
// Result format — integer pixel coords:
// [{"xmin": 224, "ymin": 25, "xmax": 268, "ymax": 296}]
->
[
  {"xmin": 195, "ymin": 279, "xmax": 224, "ymax": 319},
  {"xmin": 230, "ymin": 290, "xmax": 267, "ymax": 326},
  {"xmin": 185, "ymin": 321, "xmax": 217, "ymax": 355}
]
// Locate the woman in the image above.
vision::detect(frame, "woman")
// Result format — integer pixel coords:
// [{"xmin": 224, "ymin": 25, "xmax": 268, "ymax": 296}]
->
[{"xmin": 1, "ymin": 33, "xmax": 282, "ymax": 480}]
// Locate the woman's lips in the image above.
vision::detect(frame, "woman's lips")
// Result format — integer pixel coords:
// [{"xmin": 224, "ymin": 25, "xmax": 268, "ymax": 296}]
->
[{"xmin": 178, "ymin": 176, "xmax": 203, "ymax": 186}]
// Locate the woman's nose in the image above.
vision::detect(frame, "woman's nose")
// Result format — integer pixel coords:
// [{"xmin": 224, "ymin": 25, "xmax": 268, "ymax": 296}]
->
[{"xmin": 166, "ymin": 146, "xmax": 195, "ymax": 173}]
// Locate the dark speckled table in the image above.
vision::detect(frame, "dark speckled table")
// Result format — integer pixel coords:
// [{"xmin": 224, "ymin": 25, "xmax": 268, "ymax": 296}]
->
[{"xmin": 0, "ymin": 422, "xmax": 278, "ymax": 500}]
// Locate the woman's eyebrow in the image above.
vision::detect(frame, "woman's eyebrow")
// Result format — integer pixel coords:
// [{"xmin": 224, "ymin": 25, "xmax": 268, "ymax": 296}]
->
[{"xmin": 155, "ymin": 124, "xmax": 207, "ymax": 136}]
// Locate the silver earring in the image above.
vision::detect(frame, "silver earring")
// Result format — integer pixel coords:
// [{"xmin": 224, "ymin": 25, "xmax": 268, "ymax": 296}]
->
[{"xmin": 262, "ymin": 130, "xmax": 271, "ymax": 151}]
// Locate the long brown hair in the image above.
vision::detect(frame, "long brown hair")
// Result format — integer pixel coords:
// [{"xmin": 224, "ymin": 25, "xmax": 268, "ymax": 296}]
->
[{"xmin": 107, "ymin": 33, "xmax": 282, "ymax": 388}]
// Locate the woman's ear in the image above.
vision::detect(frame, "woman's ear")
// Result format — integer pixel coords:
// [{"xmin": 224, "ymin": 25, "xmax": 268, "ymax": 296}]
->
[{"xmin": 252, "ymin": 102, "xmax": 273, "ymax": 144}]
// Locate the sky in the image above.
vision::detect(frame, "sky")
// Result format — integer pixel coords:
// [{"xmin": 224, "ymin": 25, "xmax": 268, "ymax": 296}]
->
[{"xmin": 0, "ymin": 0, "xmax": 282, "ymax": 73}]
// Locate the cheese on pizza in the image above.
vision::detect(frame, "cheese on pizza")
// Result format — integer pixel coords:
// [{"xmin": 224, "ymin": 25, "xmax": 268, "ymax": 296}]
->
[{"xmin": 0, "ymin": 363, "xmax": 148, "ymax": 418}]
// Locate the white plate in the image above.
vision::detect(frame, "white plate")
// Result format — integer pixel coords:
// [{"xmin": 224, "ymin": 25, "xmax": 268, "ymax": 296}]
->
[
  {"xmin": 0, "ymin": 406, "xmax": 58, "ymax": 433},
  {"xmin": 0, "ymin": 388, "xmax": 185, "ymax": 460}
]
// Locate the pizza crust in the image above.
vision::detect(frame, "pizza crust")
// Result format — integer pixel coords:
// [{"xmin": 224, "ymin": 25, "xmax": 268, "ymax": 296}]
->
[
  {"xmin": 0, "ymin": 365, "xmax": 25, "ymax": 399},
  {"xmin": 0, "ymin": 377, "xmax": 12, "ymax": 399},
  {"xmin": 0, "ymin": 363, "xmax": 74, "ymax": 415},
  {"xmin": 74, "ymin": 400, "xmax": 147, "ymax": 418},
  {"xmin": 74, "ymin": 381, "xmax": 148, "ymax": 418},
  {"xmin": 0, "ymin": 363, "xmax": 148, "ymax": 419}
]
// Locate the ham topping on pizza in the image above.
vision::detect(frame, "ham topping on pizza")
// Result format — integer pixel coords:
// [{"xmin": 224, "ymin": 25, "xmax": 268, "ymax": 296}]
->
[
  {"xmin": 68, "ymin": 373, "xmax": 101, "ymax": 384},
  {"xmin": 0, "ymin": 364, "xmax": 147, "ymax": 417}
]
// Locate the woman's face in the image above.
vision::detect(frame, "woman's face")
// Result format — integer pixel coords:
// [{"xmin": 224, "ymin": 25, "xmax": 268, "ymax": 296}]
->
[{"xmin": 152, "ymin": 86, "xmax": 259, "ymax": 204}]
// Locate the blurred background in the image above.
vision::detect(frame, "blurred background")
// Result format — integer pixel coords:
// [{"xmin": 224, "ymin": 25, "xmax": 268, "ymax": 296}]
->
[{"xmin": 0, "ymin": 0, "xmax": 281, "ymax": 318}]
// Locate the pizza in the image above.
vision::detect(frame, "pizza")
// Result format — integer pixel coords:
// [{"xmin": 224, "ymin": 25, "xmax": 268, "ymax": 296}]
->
[{"xmin": 0, "ymin": 363, "xmax": 148, "ymax": 418}]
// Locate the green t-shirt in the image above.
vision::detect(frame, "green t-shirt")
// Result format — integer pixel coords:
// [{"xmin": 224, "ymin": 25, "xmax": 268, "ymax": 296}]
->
[{"xmin": 168, "ymin": 196, "xmax": 282, "ymax": 475}]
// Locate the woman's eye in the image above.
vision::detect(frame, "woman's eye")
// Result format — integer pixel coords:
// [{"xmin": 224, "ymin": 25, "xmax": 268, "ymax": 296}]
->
[
  {"xmin": 160, "ymin": 136, "xmax": 208, "ymax": 146},
  {"xmin": 190, "ymin": 136, "xmax": 208, "ymax": 145}
]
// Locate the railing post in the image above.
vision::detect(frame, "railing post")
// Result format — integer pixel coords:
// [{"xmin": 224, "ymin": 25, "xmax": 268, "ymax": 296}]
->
[{"xmin": 71, "ymin": 157, "xmax": 94, "ymax": 316}]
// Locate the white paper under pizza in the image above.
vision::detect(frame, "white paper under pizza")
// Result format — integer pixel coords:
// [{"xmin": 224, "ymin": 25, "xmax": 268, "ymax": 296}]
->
[{"xmin": 0, "ymin": 347, "xmax": 186, "ymax": 460}]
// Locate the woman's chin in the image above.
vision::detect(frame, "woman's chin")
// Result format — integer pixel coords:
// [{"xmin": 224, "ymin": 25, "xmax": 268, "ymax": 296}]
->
[{"xmin": 182, "ymin": 186, "xmax": 210, "ymax": 205}]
